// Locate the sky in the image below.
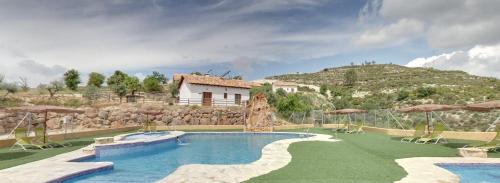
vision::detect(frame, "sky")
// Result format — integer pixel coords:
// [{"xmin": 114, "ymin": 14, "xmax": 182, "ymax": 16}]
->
[{"xmin": 0, "ymin": 0, "xmax": 499, "ymax": 86}]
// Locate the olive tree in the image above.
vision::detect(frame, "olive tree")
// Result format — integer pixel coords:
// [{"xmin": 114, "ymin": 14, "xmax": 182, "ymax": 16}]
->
[
  {"xmin": 47, "ymin": 80, "xmax": 65, "ymax": 98},
  {"xmin": 63, "ymin": 69, "xmax": 81, "ymax": 91},
  {"xmin": 87, "ymin": 72, "xmax": 105, "ymax": 87}
]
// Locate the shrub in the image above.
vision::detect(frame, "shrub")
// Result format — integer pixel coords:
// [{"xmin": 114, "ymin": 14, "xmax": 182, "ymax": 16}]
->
[
  {"xmin": 416, "ymin": 87, "xmax": 436, "ymax": 98},
  {"xmin": 397, "ymin": 90, "xmax": 410, "ymax": 101}
]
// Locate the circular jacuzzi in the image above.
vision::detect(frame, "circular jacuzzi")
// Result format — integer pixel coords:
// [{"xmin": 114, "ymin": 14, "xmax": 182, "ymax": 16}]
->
[{"xmin": 121, "ymin": 131, "xmax": 170, "ymax": 141}]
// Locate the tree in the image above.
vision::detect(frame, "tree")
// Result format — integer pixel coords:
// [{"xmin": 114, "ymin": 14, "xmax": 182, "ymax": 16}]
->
[
  {"xmin": 168, "ymin": 81, "xmax": 179, "ymax": 98},
  {"xmin": 83, "ymin": 85, "xmax": 100, "ymax": 104},
  {"xmin": 320, "ymin": 84, "xmax": 328, "ymax": 96},
  {"xmin": 151, "ymin": 71, "xmax": 168, "ymax": 84},
  {"xmin": 107, "ymin": 70, "xmax": 128, "ymax": 86},
  {"xmin": 112, "ymin": 84, "xmax": 127, "ymax": 103},
  {"xmin": 276, "ymin": 93, "xmax": 312, "ymax": 118},
  {"xmin": 63, "ymin": 69, "xmax": 81, "ymax": 91},
  {"xmin": 1, "ymin": 82, "xmax": 19, "ymax": 98},
  {"xmin": 18, "ymin": 77, "xmax": 29, "ymax": 91},
  {"xmin": 87, "ymin": 72, "xmax": 105, "ymax": 87},
  {"xmin": 143, "ymin": 75, "xmax": 162, "ymax": 93},
  {"xmin": 344, "ymin": 69, "xmax": 357, "ymax": 87},
  {"xmin": 0, "ymin": 74, "xmax": 4, "ymax": 84},
  {"xmin": 124, "ymin": 76, "xmax": 142, "ymax": 95},
  {"xmin": 47, "ymin": 80, "xmax": 64, "ymax": 98},
  {"xmin": 275, "ymin": 88, "xmax": 287, "ymax": 97},
  {"xmin": 250, "ymin": 83, "xmax": 278, "ymax": 106}
]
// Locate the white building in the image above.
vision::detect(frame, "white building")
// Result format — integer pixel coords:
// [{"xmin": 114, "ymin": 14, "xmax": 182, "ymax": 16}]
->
[
  {"xmin": 178, "ymin": 75, "xmax": 251, "ymax": 106},
  {"xmin": 272, "ymin": 81, "xmax": 298, "ymax": 93}
]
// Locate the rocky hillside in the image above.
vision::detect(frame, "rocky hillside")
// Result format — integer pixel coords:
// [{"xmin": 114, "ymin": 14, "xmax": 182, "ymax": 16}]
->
[{"xmin": 268, "ymin": 64, "xmax": 500, "ymax": 106}]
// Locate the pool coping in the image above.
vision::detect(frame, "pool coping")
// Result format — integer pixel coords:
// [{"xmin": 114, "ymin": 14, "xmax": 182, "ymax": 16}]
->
[
  {"xmin": 0, "ymin": 131, "xmax": 185, "ymax": 183},
  {"xmin": 0, "ymin": 131, "xmax": 337, "ymax": 183},
  {"xmin": 159, "ymin": 132, "xmax": 338, "ymax": 183},
  {"xmin": 395, "ymin": 157, "xmax": 500, "ymax": 183}
]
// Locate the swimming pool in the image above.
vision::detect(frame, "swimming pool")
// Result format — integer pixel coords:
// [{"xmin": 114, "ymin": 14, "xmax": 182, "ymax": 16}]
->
[
  {"xmin": 121, "ymin": 131, "xmax": 169, "ymax": 141},
  {"xmin": 65, "ymin": 132, "xmax": 308, "ymax": 183},
  {"xmin": 439, "ymin": 163, "xmax": 500, "ymax": 183}
]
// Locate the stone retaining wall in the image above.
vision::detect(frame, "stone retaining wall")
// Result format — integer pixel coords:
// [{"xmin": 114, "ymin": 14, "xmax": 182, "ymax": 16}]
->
[{"xmin": 0, "ymin": 104, "xmax": 245, "ymax": 134}]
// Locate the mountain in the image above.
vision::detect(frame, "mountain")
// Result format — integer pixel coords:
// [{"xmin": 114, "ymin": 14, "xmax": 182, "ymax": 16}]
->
[{"xmin": 267, "ymin": 64, "xmax": 500, "ymax": 107}]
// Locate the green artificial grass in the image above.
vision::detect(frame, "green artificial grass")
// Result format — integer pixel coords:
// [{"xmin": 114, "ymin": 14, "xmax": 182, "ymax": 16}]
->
[
  {"xmin": 246, "ymin": 128, "xmax": 500, "ymax": 183},
  {"xmin": 1, "ymin": 128, "xmax": 499, "ymax": 183},
  {"xmin": 0, "ymin": 130, "xmax": 136, "ymax": 170}
]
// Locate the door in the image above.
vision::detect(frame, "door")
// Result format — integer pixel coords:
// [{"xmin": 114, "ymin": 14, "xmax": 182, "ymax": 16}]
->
[
  {"xmin": 202, "ymin": 92, "xmax": 212, "ymax": 106},
  {"xmin": 234, "ymin": 94, "xmax": 241, "ymax": 105}
]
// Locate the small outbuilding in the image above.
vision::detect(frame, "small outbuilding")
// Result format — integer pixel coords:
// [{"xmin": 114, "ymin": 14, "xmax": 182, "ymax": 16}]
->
[{"xmin": 177, "ymin": 75, "xmax": 251, "ymax": 106}]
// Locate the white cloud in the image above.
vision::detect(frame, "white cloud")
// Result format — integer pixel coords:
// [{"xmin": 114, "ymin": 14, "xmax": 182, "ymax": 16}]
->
[
  {"xmin": 354, "ymin": 18, "xmax": 424, "ymax": 47},
  {"xmin": 378, "ymin": 0, "xmax": 500, "ymax": 49},
  {"xmin": 0, "ymin": 1, "xmax": 352, "ymax": 85},
  {"xmin": 406, "ymin": 44, "xmax": 500, "ymax": 78}
]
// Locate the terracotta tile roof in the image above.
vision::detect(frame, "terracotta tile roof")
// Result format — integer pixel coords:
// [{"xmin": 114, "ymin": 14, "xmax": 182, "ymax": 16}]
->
[
  {"xmin": 180, "ymin": 75, "xmax": 252, "ymax": 89},
  {"xmin": 173, "ymin": 73, "xmax": 188, "ymax": 81}
]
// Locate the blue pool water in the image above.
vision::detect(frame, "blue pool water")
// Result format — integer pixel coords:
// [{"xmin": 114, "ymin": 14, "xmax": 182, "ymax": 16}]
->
[
  {"xmin": 439, "ymin": 163, "xmax": 500, "ymax": 183},
  {"xmin": 65, "ymin": 133, "xmax": 307, "ymax": 183},
  {"xmin": 121, "ymin": 132, "xmax": 169, "ymax": 141}
]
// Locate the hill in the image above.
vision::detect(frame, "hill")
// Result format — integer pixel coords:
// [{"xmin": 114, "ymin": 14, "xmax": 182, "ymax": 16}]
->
[{"xmin": 267, "ymin": 64, "xmax": 500, "ymax": 108}]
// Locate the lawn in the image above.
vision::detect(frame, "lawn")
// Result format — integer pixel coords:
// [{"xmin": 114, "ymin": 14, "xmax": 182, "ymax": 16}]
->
[{"xmin": 246, "ymin": 128, "xmax": 500, "ymax": 183}]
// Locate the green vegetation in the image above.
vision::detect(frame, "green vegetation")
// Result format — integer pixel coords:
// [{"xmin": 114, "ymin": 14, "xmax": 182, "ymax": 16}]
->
[
  {"xmin": 63, "ymin": 69, "xmax": 81, "ymax": 91},
  {"xmin": 83, "ymin": 85, "xmax": 100, "ymax": 103},
  {"xmin": 344, "ymin": 69, "xmax": 357, "ymax": 87},
  {"xmin": 46, "ymin": 80, "xmax": 65, "ymax": 98},
  {"xmin": 124, "ymin": 76, "xmax": 142, "ymax": 95},
  {"xmin": 144, "ymin": 75, "xmax": 163, "ymax": 93},
  {"xmin": 87, "ymin": 72, "xmax": 105, "ymax": 88},
  {"xmin": 246, "ymin": 128, "xmax": 500, "ymax": 183},
  {"xmin": 268, "ymin": 64, "xmax": 500, "ymax": 108}
]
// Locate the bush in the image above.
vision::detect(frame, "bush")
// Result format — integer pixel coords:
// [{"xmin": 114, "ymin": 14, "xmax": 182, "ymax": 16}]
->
[
  {"xmin": 276, "ymin": 93, "xmax": 312, "ymax": 118},
  {"xmin": 416, "ymin": 87, "xmax": 436, "ymax": 98},
  {"xmin": 397, "ymin": 90, "xmax": 410, "ymax": 101}
]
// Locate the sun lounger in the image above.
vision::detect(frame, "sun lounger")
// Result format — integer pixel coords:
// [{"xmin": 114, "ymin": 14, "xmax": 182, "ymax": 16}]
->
[
  {"xmin": 10, "ymin": 128, "xmax": 45, "ymax": 150},
  {"xmin": 415, "ymin": 123, "xmax": 447, "ymax": 144},
  {"xmin": 401, "ymin": 123, "xmax": 426, "ymax": 143}
]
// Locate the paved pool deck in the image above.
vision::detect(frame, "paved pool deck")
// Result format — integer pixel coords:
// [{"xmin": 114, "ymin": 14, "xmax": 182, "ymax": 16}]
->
[
  {"xmin": 0, "ymin": 131, "xmax": 336, "ymax": 183},
  {"xmin": 396, "ymin": 157, "xmax": 500, "ymax": 183}
]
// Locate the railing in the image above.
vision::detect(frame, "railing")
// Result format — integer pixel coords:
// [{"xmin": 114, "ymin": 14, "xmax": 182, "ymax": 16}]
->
[{"xmin": 176, "ymin": 98, "xmax": 247, "ymax": 107}]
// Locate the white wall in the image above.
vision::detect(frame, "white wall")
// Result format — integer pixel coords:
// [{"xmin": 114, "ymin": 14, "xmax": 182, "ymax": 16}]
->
[
  {"xmin": 272, "ymin": 85, "xmax": 298, "ymax": 93},
  {"xmin": 178, "ymin": 82, "xmax": 250, "ymax": 106}
]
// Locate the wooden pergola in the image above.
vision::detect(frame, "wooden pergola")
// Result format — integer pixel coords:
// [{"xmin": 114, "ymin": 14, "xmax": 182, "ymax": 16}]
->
[
  {"xmin": 466, "ymin": 100, "xmax": 500, "ymax": 112},
  {"xmin": 7, "ymin": 105, "xmax": 84, "ymax": 143},
  {"xmin": 397, "ymin": 104, "xmax": 462, "ymax": 134},
  {"xmin": 465, "ymin": 101, "xmax": 500, "ymax": 132}
]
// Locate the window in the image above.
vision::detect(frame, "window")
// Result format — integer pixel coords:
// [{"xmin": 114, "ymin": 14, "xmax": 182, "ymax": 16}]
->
[
  {"xmin": 235, "ymin": 94, "xmax": 241, "ymax": 105},
  {"xmin": 291, "ymin": 88, "xmax": 294, "ymax": 92},
  {"xmin": 224, "ymin": 93, "xmax": 227, "ymax": 99}
]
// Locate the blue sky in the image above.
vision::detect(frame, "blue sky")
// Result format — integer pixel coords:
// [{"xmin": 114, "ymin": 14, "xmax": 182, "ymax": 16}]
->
[{"xmin": 0, "ymin": 0, "xmax": 499, "ymax": 86}]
